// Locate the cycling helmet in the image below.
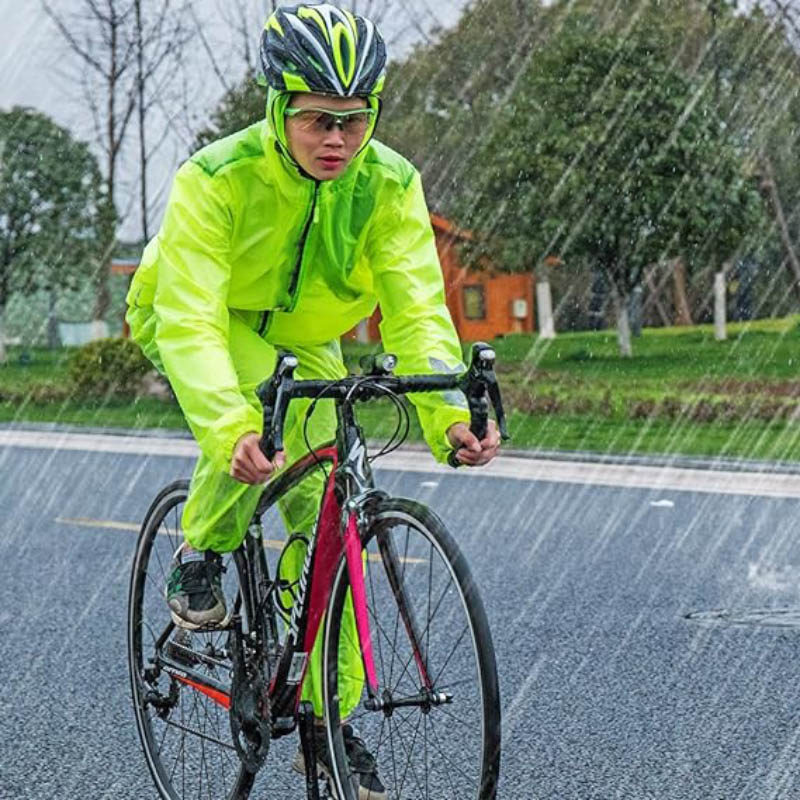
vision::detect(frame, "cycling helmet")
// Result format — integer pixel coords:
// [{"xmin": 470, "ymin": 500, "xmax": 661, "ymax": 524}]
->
[{"xmin": 260, "ymin": 3, "xmax": 386, "ymax": 97}]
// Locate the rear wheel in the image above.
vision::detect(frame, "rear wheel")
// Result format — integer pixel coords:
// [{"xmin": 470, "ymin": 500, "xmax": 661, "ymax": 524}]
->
[
  {"xmin": 323, "ymin": 498, "xmax": 501, "ymax": 800},
  {"xmin": 127, "ymin": 481, "xmax": 254, "ymax": 800}
]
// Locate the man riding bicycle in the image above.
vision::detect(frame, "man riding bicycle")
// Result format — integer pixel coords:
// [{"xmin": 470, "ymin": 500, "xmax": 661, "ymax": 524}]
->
[{"xmin": 126, "ymin": 4, "xmax": 500, "ymax": 796}]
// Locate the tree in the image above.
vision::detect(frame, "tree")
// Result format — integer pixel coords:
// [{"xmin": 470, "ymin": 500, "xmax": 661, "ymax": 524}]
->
[
  {"xmin": 379, "ymin": 0, "xmax": 548, "ymax": 205},
  {"xmin": 380, "ymin": 0, "xmax": 800, "ymax": 328},
  {"xmin": 132, "ymin": 0, "xmax": 192, "ymax": 243},
  {"xmin": 44, "ymin": 0, "xmax": 190, "ymax": 320},
  {"xmin": 454, "ymin": 29, "xmax": 766, "ymax": 356},
  {"xmin": 545, "ymin": 0, "xmax": 800, "ymax": 323},
  {"xmin": 0, "ymin": 108, "xmax": 111, "ymax": 362},
  {"xmin": 192, "ymin": 70, "xmax": 266, "ymax": 151},
  {"xmin": 43, "ymin": 0, "xmax": 137, "ymax": 332}
]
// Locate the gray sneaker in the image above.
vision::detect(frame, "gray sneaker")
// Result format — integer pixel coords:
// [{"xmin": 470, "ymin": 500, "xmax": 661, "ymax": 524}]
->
[
  {"xmin": 292, "ymin": 723, "xmax": 387, "ymax": 800},
  {"xmin": 165, "ymin": 548, "xmax": 229, "ymax": 630}
]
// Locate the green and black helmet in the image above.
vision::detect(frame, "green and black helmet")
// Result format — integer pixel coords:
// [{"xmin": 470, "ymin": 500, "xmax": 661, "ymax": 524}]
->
[{"xmin": 260, "ymin": 3, "xmax": 386, "ymax": 97}]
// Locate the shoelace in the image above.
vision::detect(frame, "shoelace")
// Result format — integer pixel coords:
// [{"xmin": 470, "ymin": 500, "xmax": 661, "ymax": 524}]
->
[{"xmin": 177, "ymin": 561, "xmax": 223, "ymax": 595}]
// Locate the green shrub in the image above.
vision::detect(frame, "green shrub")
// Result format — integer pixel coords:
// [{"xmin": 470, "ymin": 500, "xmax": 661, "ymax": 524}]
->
[{"xmin": 68, "ymin": 337, "xmax": 151, "ymax": 398}]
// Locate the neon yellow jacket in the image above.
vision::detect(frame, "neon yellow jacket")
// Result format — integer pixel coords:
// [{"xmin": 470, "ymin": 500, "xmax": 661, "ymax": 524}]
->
[{"xmin": 126, "ymin": 115, "xmax": 469, "ymax": 471}]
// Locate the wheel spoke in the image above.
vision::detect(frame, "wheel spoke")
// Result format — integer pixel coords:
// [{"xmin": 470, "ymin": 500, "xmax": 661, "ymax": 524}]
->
[
  {"xmin": 426, "ymin": 716, "xmax": 470, "ymax": 798},
  {"xmin": 367, "ymin": 607, "xmax": 419, "ymax": 691},
  {"xmin": 392, "ymin": 703, "xmax": 425, "ymax": 798},
  {"xmin": 129, "ymin": 487, "xmax": 253, "ymax": 800},
  {"xmin": 435, "ymin": 702, "xmax": 483, "ymax": 733},
  {"xmin": 432, "ymin": 623, "xmax": 470, "ymax": 688},
  {"xmin": 159, "ymin": 717, "xmax": 237, "ymax": 751},
  {"xmin": 324, "ymin": 502, "xmax": 499, "ymax": 800}
]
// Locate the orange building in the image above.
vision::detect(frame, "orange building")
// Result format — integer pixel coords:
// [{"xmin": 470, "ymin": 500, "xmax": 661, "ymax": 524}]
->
[{"xmin": 355, "ymin": 213, "xmax": 535, "ymax": 343}]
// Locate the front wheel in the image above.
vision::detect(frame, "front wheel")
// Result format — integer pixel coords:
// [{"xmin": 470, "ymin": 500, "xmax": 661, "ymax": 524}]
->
[{"xmin": 323, "ymin": 498, "xmax": 501, "ymax": 800}]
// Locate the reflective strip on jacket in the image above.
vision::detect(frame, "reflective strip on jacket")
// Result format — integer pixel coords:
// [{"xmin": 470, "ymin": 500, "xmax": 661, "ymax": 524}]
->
[{"xmin": 125, "ymin": 117, "xmax": 469, "ymax": 471}]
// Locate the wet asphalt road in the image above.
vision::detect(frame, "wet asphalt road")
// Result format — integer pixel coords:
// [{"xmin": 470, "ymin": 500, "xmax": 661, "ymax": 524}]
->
[{"xmin": 3, "ymin": 442, "xmax": 800, "ymax": 799}]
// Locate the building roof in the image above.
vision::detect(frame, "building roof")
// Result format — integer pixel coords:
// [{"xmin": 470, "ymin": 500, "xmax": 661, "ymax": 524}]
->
[
  {"xmin": 110, "ymin": 259, "xmax": 140, "ymax": 275},
  {"xmin": 430, "ymin": 212, "xmax": 473, "ymax": 241}
]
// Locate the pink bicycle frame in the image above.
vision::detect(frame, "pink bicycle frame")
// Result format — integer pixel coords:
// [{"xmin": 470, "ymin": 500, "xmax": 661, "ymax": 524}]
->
[
  {"xmin": 162, "ymin": 443, "xmax": 433, "ymax": 715},
  {"xmin": 292, "ymin": 447, "xmax": 379, "ymax": 700}
]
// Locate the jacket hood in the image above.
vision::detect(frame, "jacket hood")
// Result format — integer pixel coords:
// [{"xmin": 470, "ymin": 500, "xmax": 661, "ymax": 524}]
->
[{"xmin": 264, "ymin": 86, "xmax": 381, "ymax": 184}]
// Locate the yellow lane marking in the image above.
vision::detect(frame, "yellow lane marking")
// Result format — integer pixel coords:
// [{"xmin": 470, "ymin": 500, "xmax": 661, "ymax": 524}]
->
[
  {"xmin": 56, "ymin": 516, "xmax": 139, "ymax": 532},
  {"xmin": 55, "ymin": 517, "xmax": 426, "ymax": 563}
]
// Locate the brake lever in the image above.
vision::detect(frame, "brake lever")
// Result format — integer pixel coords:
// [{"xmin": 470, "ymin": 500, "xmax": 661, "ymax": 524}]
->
[
  {"xmin": 256, "ymin": 351, "xmax": 298, "ymax": 460},
  {"xmin": 448, "ymin": 343, "xmax": 509, "ymax": 468},
  {"xmin": 485, "ymin": 373, "xmax": 510, "ymax": 441}
]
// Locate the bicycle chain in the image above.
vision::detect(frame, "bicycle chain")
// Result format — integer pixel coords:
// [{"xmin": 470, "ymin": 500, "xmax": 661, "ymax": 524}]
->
[{"xmin": 228, "ymin": 630, "xmax": 271, "ymax": 772}]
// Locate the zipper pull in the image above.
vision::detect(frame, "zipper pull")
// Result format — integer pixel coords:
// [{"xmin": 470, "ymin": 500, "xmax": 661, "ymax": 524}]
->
[{"xmin": 313, "ymin": 201, "xmax": 319, "ymax": 225}]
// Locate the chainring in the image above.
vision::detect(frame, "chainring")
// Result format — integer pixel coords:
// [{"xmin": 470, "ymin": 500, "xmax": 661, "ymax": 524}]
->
[{"xmin": 229, "ymin": 631, "xmax": 271, "ymax": 772}]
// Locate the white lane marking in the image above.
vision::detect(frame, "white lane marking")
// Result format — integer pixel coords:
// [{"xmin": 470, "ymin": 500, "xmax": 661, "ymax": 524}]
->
[
  {"xmin": 4, "ymin": 429, "xmax": 800, "ymax": 499},
  {"xmin": 0, "ymin": 430, "xmax": 198, "ymax": 457},
  {"xmin": 420, "ymin": 481, "xmax": 439, "ymax": 488},
  {"xmin": 650, "ymin": 500, "xmax": 675, "ymax": 508}
]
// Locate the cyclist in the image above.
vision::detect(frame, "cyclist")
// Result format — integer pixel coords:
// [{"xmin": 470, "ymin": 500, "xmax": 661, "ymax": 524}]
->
[{"xmin": 126, "ymin": 3, "xmax": 500, "ymax": 796}]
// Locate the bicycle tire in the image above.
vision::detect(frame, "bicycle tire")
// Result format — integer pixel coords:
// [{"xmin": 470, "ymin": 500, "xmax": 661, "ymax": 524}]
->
[
  {"xmin": 128, "ymin": 480, "xmax": 255, "ymax": 800},
  {"xmin": 322, "ymin": 497, "xmax": 501, "ymax": 800}
]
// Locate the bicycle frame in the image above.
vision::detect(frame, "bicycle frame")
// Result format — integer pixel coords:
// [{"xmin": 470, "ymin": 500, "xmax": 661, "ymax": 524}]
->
[
  {"xmin": 260, "ymin": 396, "xmax": 436, "ymax": 729},
  {"xmin": 160, "ymin": 396, "xmax": 434, "ymax": 737}
]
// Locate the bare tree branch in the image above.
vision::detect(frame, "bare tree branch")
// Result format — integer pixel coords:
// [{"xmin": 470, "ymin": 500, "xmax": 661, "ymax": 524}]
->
[
  {"xmin": 43, "ymin": 1, "xmax": 105, "ymax": 73},
  {"xmin": 188, "ymin": 3, "xmax": 231, "ymax": 91},
  {"xmin": 43, "ymin": 0, "xmax": 142, "ymax": 321},
  {"xmin": 133, "ymin": 0, "xmax": 191, "ymax": 242}
]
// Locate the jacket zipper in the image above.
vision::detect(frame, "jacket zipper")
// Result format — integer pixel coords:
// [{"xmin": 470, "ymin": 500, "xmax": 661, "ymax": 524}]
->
[
  {"xmin": 257, "ymin": 180, "xmax": 319, "ymax": 338},
  {"xmin": 286, "ymin": 180, "xmax": 320, "ymax": 308}
]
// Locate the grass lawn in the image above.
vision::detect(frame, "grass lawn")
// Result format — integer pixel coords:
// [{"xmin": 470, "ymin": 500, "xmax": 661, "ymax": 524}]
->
[{"xmin": 3, "ymin": 316, "xmax": 800, "ymax": 462}]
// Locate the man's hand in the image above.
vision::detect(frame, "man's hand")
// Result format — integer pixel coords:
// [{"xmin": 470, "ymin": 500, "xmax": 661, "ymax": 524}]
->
[
  {"xmin": 230, "ymin": 432, "xmax": 285, "ymax": 484},
  {"xmin": 446, "ymin": 420, "xmax": 501, "ymax": 467}
]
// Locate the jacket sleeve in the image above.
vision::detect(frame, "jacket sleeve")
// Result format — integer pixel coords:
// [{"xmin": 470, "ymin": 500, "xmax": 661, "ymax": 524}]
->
[
  {"xmin": 152, "ymin": 161, "xmax": 262, "ymax": 470},
  {"xmin": 369, "ymin": 171, "xmax": 470, "ymax": 464}
]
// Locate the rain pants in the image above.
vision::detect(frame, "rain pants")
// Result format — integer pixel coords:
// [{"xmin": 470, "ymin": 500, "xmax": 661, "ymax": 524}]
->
[{"xmin": 125, "ymin": 94, "xmax": 470, "ymax": 716}]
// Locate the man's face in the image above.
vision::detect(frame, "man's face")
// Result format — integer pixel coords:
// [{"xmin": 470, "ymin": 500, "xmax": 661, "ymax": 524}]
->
[{"xmin": 284, "ymin": 92, "xmax": 370, "ymax": 181}]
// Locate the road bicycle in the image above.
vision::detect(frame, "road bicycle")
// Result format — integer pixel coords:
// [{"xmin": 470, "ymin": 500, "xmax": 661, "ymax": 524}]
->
[{"xmin": 128, "ymin": 342, "xmax": 508, "ymax": 799}]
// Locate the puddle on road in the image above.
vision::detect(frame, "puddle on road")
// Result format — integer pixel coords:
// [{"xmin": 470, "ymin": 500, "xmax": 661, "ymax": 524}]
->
[{"xmin": 685, "ymin": 608, "xmax": 800, "ymax": 629}]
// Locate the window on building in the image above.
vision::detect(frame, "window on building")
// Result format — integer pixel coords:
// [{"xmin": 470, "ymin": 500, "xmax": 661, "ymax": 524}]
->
[{"xmin": 462, "ymin": 285, "xmax": 486, "ymax": 320}]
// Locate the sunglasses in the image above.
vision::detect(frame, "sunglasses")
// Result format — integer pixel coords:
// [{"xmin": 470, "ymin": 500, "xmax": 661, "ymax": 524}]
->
[{"xmin": 285, "ymin": 106, "xmax": 376, "ymax": 136}]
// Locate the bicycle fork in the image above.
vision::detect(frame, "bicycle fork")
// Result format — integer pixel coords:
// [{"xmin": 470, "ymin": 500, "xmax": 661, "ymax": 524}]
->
[{"xmin": 343, "ymin": 510, "xmax": 450, "ymax": 714}]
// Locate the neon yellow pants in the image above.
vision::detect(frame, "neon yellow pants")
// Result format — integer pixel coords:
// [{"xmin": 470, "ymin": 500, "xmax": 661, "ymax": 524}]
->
[{"xmin": 179, "ymin": 315, "xmax": 363, "ymax": 717}]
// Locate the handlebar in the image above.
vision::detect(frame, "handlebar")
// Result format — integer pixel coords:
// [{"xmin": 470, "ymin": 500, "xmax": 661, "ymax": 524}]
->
[{"xmin": 255, "ymin": 342, "xmax": 510, "ymax": 465}]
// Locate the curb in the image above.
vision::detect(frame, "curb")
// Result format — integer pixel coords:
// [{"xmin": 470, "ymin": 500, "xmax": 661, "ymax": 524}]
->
[{"xmin": 3, "ymin": 420, "xmax": 800, "ymax": 475}]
